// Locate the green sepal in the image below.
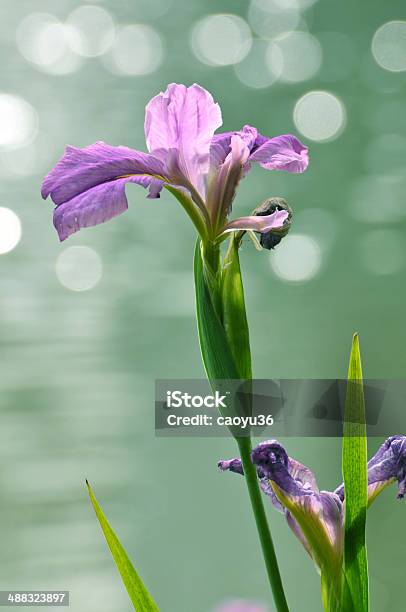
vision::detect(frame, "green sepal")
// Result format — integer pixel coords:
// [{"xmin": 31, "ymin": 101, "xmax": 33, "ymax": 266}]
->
[{"xmin": 87, "ymin": 481, "xmax": 160, "ymax": 612}]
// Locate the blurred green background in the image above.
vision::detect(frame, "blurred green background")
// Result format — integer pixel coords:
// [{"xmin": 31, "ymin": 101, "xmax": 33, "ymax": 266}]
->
[{"xmin": 1, "ymin": 0, "xmax": 406, "ymax": 610}]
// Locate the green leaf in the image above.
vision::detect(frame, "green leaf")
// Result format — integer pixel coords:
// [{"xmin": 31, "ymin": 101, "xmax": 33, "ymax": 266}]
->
[
  {"xmin": 342, "ymin": 333, "xmax": 369, "ymax": 612},
  {"xmin": 87, "ymin": 481, "xmax": 160, "ymax": 612},
  {"xmin": 194, "ymin": 239, "xmax": 240, "ymax": 383},
  {"xmin": 194, "ymin": 240, "xmax": 253, "ymax": 436},
  {"xmin": 221, "ymin": 235, "xmax": 252, "ymax": 380}
]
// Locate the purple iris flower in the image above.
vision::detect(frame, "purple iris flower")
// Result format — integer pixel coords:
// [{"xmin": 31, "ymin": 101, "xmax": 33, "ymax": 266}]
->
[
  {"xmin": 335, "ymin": 435, "xmax": 406, "ymax": 503},
  {"xmin": 219, "ymin": 437, "xmax": 406, "ymax": 574},
  {"xmin": 41, "ymin": 83, "xmax": 308, "ymax": 242}
]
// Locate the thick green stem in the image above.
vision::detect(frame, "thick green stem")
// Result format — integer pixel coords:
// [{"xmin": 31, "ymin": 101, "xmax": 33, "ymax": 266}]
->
[
  {"xmin": 195, "ymin": 238, "xmax": 289, "ymax": 611},
  {"xmin": 237, "ymin": 437, "xmax": 290, "ymax": 612}
]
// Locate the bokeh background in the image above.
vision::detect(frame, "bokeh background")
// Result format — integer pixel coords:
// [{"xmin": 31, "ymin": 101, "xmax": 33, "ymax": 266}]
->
[{"xmin": 1, "ymin": 0, "xmax": 406, "ymax": 610}]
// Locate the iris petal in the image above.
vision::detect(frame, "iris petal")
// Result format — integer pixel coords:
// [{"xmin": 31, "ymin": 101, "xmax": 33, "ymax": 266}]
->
[
  {"xmin": 42, "ymin": 142, "xmax": 166, "ymax": 240},
  {"xmin": 144, "ymin": 83, "xmax": 222, "ymax": 197},
  {"xmin": 41, "ymin": 142, "xmax": 165, "ymax": 205},
  {"xmin": 220, "ymin": 440, "xmax": 343, "ymax": 574},
  {"xmin": 223, "ymin": 210, "xmax": 288, "ymax": 234},
  {"xmin": 52, "ymin": 175, "xmax": 158, "ymax": 242},
  {"xmin": 249, "ymin": 134, "xmax": 309, "ymax": 173},
  {"xmin": 335, "ymin": 435, "xmax": 406, "ymax": 504}
]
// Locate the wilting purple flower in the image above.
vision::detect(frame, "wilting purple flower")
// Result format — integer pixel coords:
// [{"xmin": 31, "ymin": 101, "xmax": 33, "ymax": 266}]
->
[
  {"xmin": 42, "ymin": 83, "xmax": 308, "ymax": 242},
  {"xmin": 213, "ymin": 600, "xmax": 268, "ymax": 612},
  {"xmin": 219, "ymin": 436, "xmax": 406, "ymax": 574},
  {"xmin": 335, "ymin": 435, "xmax": 406, "ymax": 504}
]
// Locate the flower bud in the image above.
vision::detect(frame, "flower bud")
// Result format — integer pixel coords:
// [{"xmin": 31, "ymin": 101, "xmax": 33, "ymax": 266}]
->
[{"xmin": 252, "ymin": 197, "xmax": 292, "ymax": 250}]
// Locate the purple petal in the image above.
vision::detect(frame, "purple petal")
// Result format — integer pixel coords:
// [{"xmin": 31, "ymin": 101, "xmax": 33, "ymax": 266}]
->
[
  {"xmin": 251, "ymin": 440, "xmax": 318, "ymax": 498},
  {"xmin": 251, "ymin": 440, "xmax": 343, "ymax": 569},
  {"xmin": 223, "ymin": 209, "xmax": 288, "ymax": 233},
  {"xmin": 42, "ymin": 142, "xmax": 166, "ymax": 240},
  {"xmin": 214, "ymin": 600, "xmax": 267, "ymax": 612},
  {"xmin": 249, "ymin": 134, "xmax": 309, "ymax": 173},
  {"xmin": 220, "ymin": 439, "xmax": 344, "ymax": 570},
  {"xmin": 207, "ymin": 135, "xmax": 251, "ymax": 224},
  {"xmin": 144, "ymin": 83, "xmax": 222, "ymax": 196},
  {"xmin": 210, "ymin": 125, "xmax": 258, "ymax": 169},
  {"xmin": 42, "ymin": 142, "xmax": 165, "ymax": 206},
  {"xmin": 218, "ymin": 458, "xmax": 244, "ymax": 475},
  {"xmin": 53, "ymin": 175, "xmax": 157, "ymax": 241},
  {"xmin": 335, "ymin": 435, "xmax": 406, "ymax": 503}
]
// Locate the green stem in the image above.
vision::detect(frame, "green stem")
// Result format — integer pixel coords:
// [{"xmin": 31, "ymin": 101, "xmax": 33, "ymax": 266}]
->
[
  {"xmin": 196, "ymin": 238, "xmax": 289, "ymax": 610},
  {"xmin": 237, "ymin": 436, "xmax": 290, "ymax": 612}
]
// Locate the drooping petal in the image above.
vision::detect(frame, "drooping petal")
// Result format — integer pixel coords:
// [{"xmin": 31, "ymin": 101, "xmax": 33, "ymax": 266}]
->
[
  {"xmin": 42, "ymin": 142, "xmax": 166, "ymax": 205},
  {"xmin": 42, "ymin": 142, "xmax": 167, "ymax": 240},
  {"xmin": 218, "ymin": 458, "xmax": 244, "ymax": 475},
  {"xmin": 220, "ymin": 440, "xmax": 344, "ymax": 574},
  {"xmin": 251, "ymin": 440, "xmax": 343, "ymax": 572},
  {"xmin": 144, "ymin": 83, "xmax": 222, "ymax": 196},
  {"xmin": 249, "ymin": 134, "xmax": 309, "ymax": 173},
  {"xmin": 218, "ymin": 454, "xmax": 284, "ymax": 511},
  {"xmin": 335, "ymin": 435, "xmax": 406, "ymax": 504},
  {"xmin": 222, "ymin": 209, "xmax": 288, "ymax": 234},
  {"xmin": 53, "ymin": 176, "xmax": 159, "ymax": 241}
]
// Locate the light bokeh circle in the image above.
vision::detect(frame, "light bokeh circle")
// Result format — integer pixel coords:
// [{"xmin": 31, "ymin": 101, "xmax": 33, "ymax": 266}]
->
[
  {"xmin": 66, "ymin": 5, "xmax": 116, "ymax": 58},
  {"xmin": 0, "ymin": 208, "xmax": 22, "ymax": 254},
  {"xmin": 16, "ymin": 13, "xmax": 83, "ymax": 75},
  {"xmin": 234, "ymin": 39, "xmax": 281, "ymax": 89},
  {"xmin": 191, "ymin": 14, "xmax": 252, "ymax": 66},
  {"xmin": 267, "ymin": 31, "xmax": 322, "ymax": 83},
  {"xmin": 105, "ymin": 25, "xmax": 163, "ymax": 75},
  {"xmin": 372, "ymin": 21, "xmax": 406, "ymax": 72},
  {"xmin": 56, "ymin": 246, "xmax": 103, "ymax": 292},
  {"xmin": 293, "ymin": 90, "xmax": 346, "ymax": 142},
  {"xmin": 270, "ymin": 234, "xmax": 322, "ymax": 282},
  {"xmin": 0, "ymin": 94, "xmax": 38, "ymax": 150},
  {"xmin": 248, "ymin": 0, "xmax": 300, "ymax": 39}
]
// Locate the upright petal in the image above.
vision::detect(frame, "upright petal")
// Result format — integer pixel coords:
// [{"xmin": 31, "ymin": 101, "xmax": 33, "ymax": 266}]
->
[
  {"xmin": 42, "ymin": 142, "xmax": 166, "ymax": 240},
  {"xmin": 144, "ymin": 83, "xmax": 222, "ymax": 196},
  {"xmin": 210, "ymin": 125, "xmax": 258, "ymax": 169},
  {"xmin": 249, "ymin": 134, "xmax": 309, "ymax": 173},
  {"xmin": 207, "ymin": 134, "xmax": 252, "ymax": 227}
]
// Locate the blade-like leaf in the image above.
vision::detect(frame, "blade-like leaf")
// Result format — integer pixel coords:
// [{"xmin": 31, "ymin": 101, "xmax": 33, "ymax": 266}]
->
[
  {"xmin": 87, "ymin": 481, "xmax": 160, "ymax": 612},
  {"xmin": 342, "ymin": 334, "xmax": 369, "ymax": 612}
]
